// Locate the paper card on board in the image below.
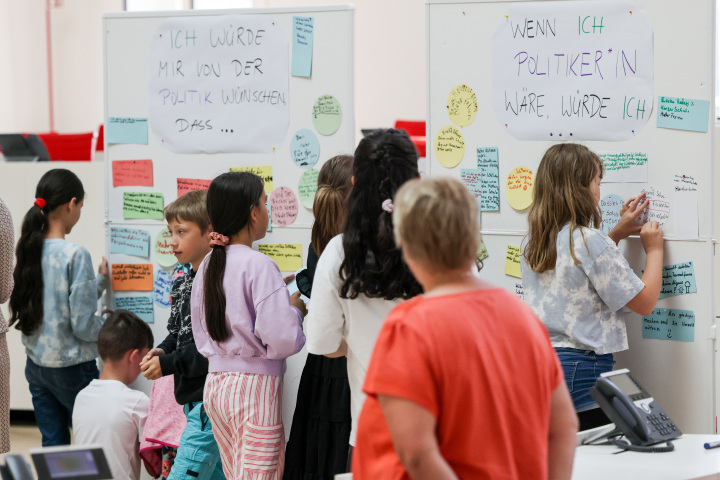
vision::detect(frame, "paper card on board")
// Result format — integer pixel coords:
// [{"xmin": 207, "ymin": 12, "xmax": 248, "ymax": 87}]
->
[
  {"xmin": 298, "ymin": 169, "xmax": 320, "ymax": 209},
  {"xmin": 259, "ymin": 244, "xmax": 303, "ymax": 271},
  {"xmin": 598, "ymin": 153, "xmax": 648, "ymax": 183},
  {"xmin": 505, "ymin": 167, "xmax": 534, "ymax": 211},
  {"xmin": 123, "ymin": 192, "xmax": 164, "ymax": 220},
  {"xmin": 269, "ymin": 187, "xmax": 299, "ymax": 226},
  {"xmin": 642, "ymin": 308, "xmax": 694, "ymax": 342},
  {"xmin": 153, "ymin": 268, "xmax": 172, "ymax": 307},
  {"xmin": 107, "ymin": 117, "xmax": 149, "ymax": 145},
  {"xmin": 155, "ymin": 228, "xmax": 179, "ymax": 269},
  {"xmin": 312, "ymin": 95, "xmax": 342, "ymax": 135},
  {"xmin": 434, "ymin": 125, "xmax": 464, "ymax": 168},
  {"xmin": 477, "ymin": 147, "xmax": 500, "ymax": 211},
  {"xmin": 113, "ymin": 295, "xmax": 154, "ymax": 323},
  {"xmin": 109, "ymin": 227, "xmax": 151, "ymax": 258},
  {"xmin": 657, "ymin": 97, "xmax": 710, "ymax": 133},
  {"xmin": 658, "ymin": 262, "xmax": 697, "ymax": 299},
  {"xmin": 177, "ymin": 178, "xmax": 211, "ymax": 197},
  {"xmin": 229, "ymin": 166, "xmax": 274, "ymax": 192},
  {"xmin": 291, "ymin": 16, "xmax": 314, "ymax": 77},
  {"xmin": 112, "ymin": 264, "xmax": 153, "ymax": 291},
  {"xmin": 505, "ymin": 245, "xmax": 522, "ymax": 278},
  {"xmin": 673, "ymin": 174, "xmax": 698, "ymax": 239},
  {"xmin": 112, "ymin": 160, "xmax": 153, "ymax": 187},
  {"xmin": 633, "ymin": 187, "xmax": 669, "ymax": 227}
]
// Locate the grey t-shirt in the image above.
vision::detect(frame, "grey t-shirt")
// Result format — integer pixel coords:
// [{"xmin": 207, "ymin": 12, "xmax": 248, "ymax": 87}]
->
[{"xmin": 520, "ymin": 224, "xmax": 644, "ymax": 354}]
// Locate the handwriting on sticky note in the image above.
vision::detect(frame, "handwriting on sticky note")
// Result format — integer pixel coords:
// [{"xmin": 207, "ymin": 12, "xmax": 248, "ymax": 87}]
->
[
  {"xmin": 177, "ymin": 178, "xmax": 211, "ymax": 197},
  {"xmin": 599, "ymin": 153, "xmax": 647, "ymax": 183},
  {"xmin": 659, "ymin": 262, "xmax": 697, "ymax": 299},
  {"xmin": 113, "ymin": 294, "xmax": 154, "ymax": 323},
  {"xmin": 514, "ymin": 281, "xmax": 524, "ymax": 301},
  {"xmin": 505, "ymin": 167, "xmax": 534, "ymax": 211},
  {"xmin": 434, "ymin": 125, "xmax": 465, "ymax": 168},
  {"xmin": 112, "ymin": 264, "xmax": 153, "ymax": 291},
  {"xmin": 460, "ymin": 169, "xmax": 482, "ymax": 202},
  {"xmin": 477, "ymin": 147, "xmax": 500, "ymax": 211},
  {"xmin": 153, "ymin": 269, "xmax": 172, "ymax": 307},
  {"xmin": 298, "ymin": 169, "xmax": 319, "ymax": 209},
  {"xmin": 229, "ymin": 166, "xmax": 273, "ymax": 192},
  {"xmin": 107, "ymin": 117, "xmax": 149, "ymax": 145},
  {"xmin": 269, "ymin": 187, "xmax": 299, "ymax": 226},
  {"xmin": 291, "ymin": 16, "xmax": 314, "ymax": 78},
  {"xmin": 109, "ymin": 227, "xmax": 150, "ymax": 258},
  {"xmin": 642, "ymin": 308, "xmax": 695, "ymax": 342},
  {"xmin": 258, "ymin": 244, "xmax": 302, "ymax": 271},
  {"xmin": 123, "ymin": 192, "xmax": 164, "ymax": 220},
  {"xmin": 112, "ymin": 160, "xmax": 153, "ymax": 187},
  {"xmin": 599, "ymin": 194, "xmax": 624, "ymax": 234},
  {"xmin": 505, "ymin": 245, "xmax": 522, "ymax": 279},
  {"xmin": 656, "ymin": 96, "xmax": 710, "ymax": 133}
]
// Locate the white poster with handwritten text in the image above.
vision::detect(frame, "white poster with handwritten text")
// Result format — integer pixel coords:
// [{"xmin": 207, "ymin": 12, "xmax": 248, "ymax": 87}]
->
[
  {"xmin": 492, "ymin": 1, "xmax": 653, "ymax": 141},
  {"xmin": 149, "ymin": 15, "xmax": 289, "ymax": 153}
]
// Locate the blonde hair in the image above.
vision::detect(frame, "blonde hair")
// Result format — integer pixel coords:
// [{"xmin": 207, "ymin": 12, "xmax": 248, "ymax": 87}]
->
[
  {"xmin": 524, "ymin": 143, "xmax": 603, "ymax": 273},
  {"xmin": 311, "ymin": 155, "xmax": 353, "ymax": 255},
  {"xmin": 394, "ymin": 177, "xmax": 480, "ymax": 271},
  {"xmin": 164, "ymin": 189, "xmax": 210, "ymax": 233}
]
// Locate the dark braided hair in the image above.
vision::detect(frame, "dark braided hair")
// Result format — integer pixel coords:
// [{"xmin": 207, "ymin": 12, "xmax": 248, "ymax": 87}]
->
[{"xmin": 340, "ymin": 129, "xmax": 422, "ymax": 300}]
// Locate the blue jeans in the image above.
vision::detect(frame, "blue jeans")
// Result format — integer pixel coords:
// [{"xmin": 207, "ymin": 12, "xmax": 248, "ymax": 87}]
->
[
  {"xmin": 25, "ymin": 357, "xmax": 99, "ymax": 446},
  {"xmin": 555, "ymin": 348, "xmax": 614, "ymax": 410},
  {"xmin": 168, "ymin": 401, "xmax": 225, "ymax": 480}
]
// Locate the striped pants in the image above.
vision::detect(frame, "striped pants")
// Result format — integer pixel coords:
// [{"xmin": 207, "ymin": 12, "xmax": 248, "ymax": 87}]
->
[{"xmin": 203, "ymin": 372, "xmax": 284, "ymax": 480}]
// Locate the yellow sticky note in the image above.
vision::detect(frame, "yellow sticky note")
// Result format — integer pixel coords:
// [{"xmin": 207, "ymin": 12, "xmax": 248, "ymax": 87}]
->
[
  {"xmin": 505, "ymin": 245, "xmax": 522, "ymax": 279},
  {"xmin": 258, "ymin": 244, "xmax": 302, "ymax": 272},
  {"xmin": 505, "ymin": 166, "xmax": 535, "ymax": 210},
  {"xmin": 229, "ymin": 166, "xmax": 274, "ymax": 192},
  {"xmin": 447, "ymin": 84, "xmax": 478, "ymax": 128},
  {"xmin": 434, "ymin": 125, "xmax": 465, "ymax": 168}
]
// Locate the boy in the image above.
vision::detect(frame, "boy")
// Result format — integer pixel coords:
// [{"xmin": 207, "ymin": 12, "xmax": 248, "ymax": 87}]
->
[
  {"xmin": 139, "ymin": 190, "xmax": 225, "ymax": 480},
  {"xmin": 72, "ymin": 309, "xmax": 154, "ymax": 480}
]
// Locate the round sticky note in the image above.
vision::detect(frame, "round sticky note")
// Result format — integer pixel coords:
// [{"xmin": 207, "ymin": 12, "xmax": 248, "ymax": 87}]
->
[
  {"xmin": 434, "ymin": 125, "xmax": 465, "ymax": 168},
  {"xmin": 312, "ymin": 95, "xmax": 342, "ymax": 136},
  {"xmin": 154, "ymin": 228, "xmax": 178, "ymax": 269},
  {"xmin": 505, "ymin": 166, "xmax": 535, "ymax": 211},
  {"xmin": 447, "ymin": 84, "xmax": 478, "ymax": 127},
  {"xmin": 290, "ymin": 129, "xmax": 320, "ymax": 169},
  {"xmin": 600, "ymin": 194, "xmax": 624, "ymax": 234},
  {"xmin": 269, "ymin": 186, "xmax": 299, "ymax": 226},
  {"xmin": 298, "ymin": 169, "xmax": 320, "ymax": 209},
  {"xmin": 634, "ymin": 187, "xmax": 670, "ymax": 227}
]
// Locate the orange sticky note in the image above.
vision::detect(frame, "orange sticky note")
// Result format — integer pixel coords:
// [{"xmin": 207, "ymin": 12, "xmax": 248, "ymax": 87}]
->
[
  {"xmin": 112, "ymin": 160, "xmax": 153, "ymax": 187},
  {"xmin": 111, "ymin": 263, "xmax": 153, "ymax": 291},
  {"xmin": 177, "ymin": 178, "xmax": 212, "ymax": 197}
]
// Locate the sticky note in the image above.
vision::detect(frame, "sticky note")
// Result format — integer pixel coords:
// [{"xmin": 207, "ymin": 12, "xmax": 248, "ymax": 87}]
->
[
  {"xmin": 312, "ymin": 95, "xmax": 342, "ymax": 136},
  {"xmin": 109, "ymin": 227, "xmax": 151, "ymax": 258},
  {"xmin": 259, "ymin": 244, "xmax": 303, "ymax": 271},
  {"xmin": 642, "ymin": 308, "xmax": 695, "ymax": 342},
  {"xmin": 505, "ymin": 245, "xmax": 522, "ymax": 278},
  {"xmin": 447, "ymin": 84, "xmax": 478, "ymax": 128},
  {"xmin": 298, "ymin": 169, "xmax": 320, "ymax": 209},
  {"xmin": 112, "ymin": 160, "xmax": 153, "ymax": 187},
  {"xmin": 634, "ymin": 187, "xmax": 670, "ymax": 227},
  {"xmin": 113, "ymin": 294, "xmax": 154, "ymax": 323},
  {"xmin": 460, "ymin": 169, "xmax": 482, "ymax": 204},
  {"xmin": 155, "ymin": 228, "xmax": 178, "ymax": 269},
  {"xmin": 657, "ymin": 96, "xmax": 710, "ymax": 133},
  {"xmin": 229, "ymin": 166, "xmax": 273, "ymax": 192},
  {"xmin": 269, "ymin": 186, "xmax": 299, "ymax": 226},
  {"xmin": 505, "ymin": 167, "xmax": 535, "ymax": 211},
  {"xmin": 177, "ymin": 178, "xmax": 211, "ymax": 197},
  {"xmin": 107, "ymin": 117, "xmax": 149, "ymax": 145},
  {"xmin": 599, "ymin": 194, "xmax": 624, "ymax": 234},
  {"xmin": 599, "ymin": 153, "xmax": 648, "ymax": 183},
  {"xmin": 153, "ymin": 268, "xmax": 172, "ymax": 307},
  {"xmin": 112, "ymin": 264, "xmax": 153, "ymax": 291},
  {"xmin": 477, "ymin": 147, "xmax": 500, "ymax": 211},
  {"xmin": 659, "ymin": 262, "xmax": 697, "ymax": 299},
  {"xmin": 477, "ymin": 241, "xmax": 489, "ymax": 262},
  {"xmin": 123, "ymin": 192, "xmax": 164, "ymax": 220},
  {"xmin": 434, "ymin": 125, "xmax": 464, "ymax": 168},
  {"xmin": 674, "ymin": 174, "xmax": 698, "ymax": 240},
  {"xmin": 290, "ymin": 129, "xmax": 320, "ymax": 169},
  {"xmin": 291, "ymin": 16, "xmax": 314, "ymax": 78},
  {"xmin": 514, "ymin": 281, "xmax": 524, "ymax": 301}
]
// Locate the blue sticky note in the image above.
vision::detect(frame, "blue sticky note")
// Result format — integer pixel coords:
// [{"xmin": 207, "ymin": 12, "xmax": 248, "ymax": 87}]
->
[
  {"xmin": 153, "ymin": 269, "xmax": 172, "ymax": 308},
  {"xmin": 267, "ymin": 203, "xmax": 272, "ymax": 232},
  {"xmin": 291, "ymin": 16, "xmax": 314, "ymax": 77},
  {"xmin": 642, "ymin": 308, "xmax": 695, "ymax": 342},
  {"xmin": 460, "ymin": 169, "xmax": 482, "ymax": 205},
  {"xmin": 656, "ymin": 97, "xmax": 710, "ymax": 133},
  {"xmin": 476, "ymin": 147, "xmax": 500, "ymax": 211},
  {"xmin": 109, "ymin": 227, "xmax": 151, "ymax": 258},
  {"xmin": 107, "ymin": 117, "xmax": 149, "ymax": 144},
  {"xmin": 659, "ymin": 262, "xmax": 697, "ymax": 299},
  {"xmin": 113, "ymin": 294, "xmax": 154, "ymax": 323}
]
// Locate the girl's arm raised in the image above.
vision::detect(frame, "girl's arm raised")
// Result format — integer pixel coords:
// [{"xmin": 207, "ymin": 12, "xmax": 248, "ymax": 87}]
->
[{"xmin": 625, "ymin": 222, "xmax": 664, "ymax": 316}]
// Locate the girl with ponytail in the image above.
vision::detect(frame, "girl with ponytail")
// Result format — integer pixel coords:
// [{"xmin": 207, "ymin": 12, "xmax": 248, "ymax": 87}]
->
[
  {"xmin": 191, "ymin": 172, "xmax": 306, "ymax": 480},
  {"xmin": 9, "ymin": 168, "xmax": 108, "ymax": 446},
  {"xmin": 304, "ymin": 129, "xmax": 422, "ymax": 466}
]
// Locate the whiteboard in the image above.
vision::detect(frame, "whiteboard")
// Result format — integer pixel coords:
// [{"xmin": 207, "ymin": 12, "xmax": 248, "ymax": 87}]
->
[
  {"xmin": 103, "ymin": 5, "xmax": 355, "ymax": 434},
  {"xmin": 427, "ymin": 0, "xmax": 715, "ymax": 433}
]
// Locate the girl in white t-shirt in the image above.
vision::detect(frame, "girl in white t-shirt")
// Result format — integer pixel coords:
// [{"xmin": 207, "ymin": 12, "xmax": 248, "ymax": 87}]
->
[{"xmin": 305, "ymin": 129, "xmax": 422, "ymax": 466}]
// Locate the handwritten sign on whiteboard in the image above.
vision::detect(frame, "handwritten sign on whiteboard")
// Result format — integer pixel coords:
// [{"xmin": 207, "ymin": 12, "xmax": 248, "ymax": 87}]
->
[
  {"xmin": 643, "ymin": 308, "xmax": 695, "ymax": 342},
  {"xmin": 659, "ymin": 262, "xmax": 697, "ymax": 299},
  {"xmin": 598, "ymin": 152, "xmax": 648, "ymax": 183}
]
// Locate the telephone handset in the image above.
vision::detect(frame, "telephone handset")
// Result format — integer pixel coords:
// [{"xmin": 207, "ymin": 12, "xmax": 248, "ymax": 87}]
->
[{"xmin": 589, "ymin": 369, "xmax": 681, "ymax": 448}]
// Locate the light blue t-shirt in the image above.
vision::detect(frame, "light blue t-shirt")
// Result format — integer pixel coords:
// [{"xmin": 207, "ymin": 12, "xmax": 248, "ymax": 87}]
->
[
  {"xmin": 520, "ymin": 224, "xmax": 644, "ymax": 355},
  {"xmin": 22, "ymin": 239, "xmax": 107, "ymax": 368}
]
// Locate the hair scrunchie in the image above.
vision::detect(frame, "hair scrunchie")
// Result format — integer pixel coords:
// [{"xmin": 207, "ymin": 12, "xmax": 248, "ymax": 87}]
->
[
  {"xmin": 209, "ymin": 232, "xmax": 230, "ymax": 247},
  {"xmin": 381, "ymin": 199, "xmax": 394, "ymax": 213},
  {"xmin": 34, "ymin": 198, "xmax": 46, "ymax": 209}
]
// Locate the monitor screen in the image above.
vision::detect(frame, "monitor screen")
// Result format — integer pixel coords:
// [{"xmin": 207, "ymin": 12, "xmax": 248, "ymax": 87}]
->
[
  {"xmin": 610, "ymin": 373, "xmax": 642, "ymax": 397},
  {"xmin": 30, "ymin": 445, "xmax": 112, "ymax": 480}
]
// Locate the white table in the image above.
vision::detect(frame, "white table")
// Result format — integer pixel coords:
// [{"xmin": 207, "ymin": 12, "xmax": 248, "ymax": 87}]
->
[{"xmin": 573, "ymin": 434, "xmax": 720, "ymax": 480}]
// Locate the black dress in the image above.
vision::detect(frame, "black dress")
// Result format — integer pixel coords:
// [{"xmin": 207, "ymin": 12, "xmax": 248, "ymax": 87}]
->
[{"xmin": 284, "ymin": 246, "xmax": 352, "ymax": 480}]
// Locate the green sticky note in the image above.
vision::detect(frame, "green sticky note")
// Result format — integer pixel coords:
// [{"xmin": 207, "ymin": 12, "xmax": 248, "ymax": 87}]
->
[
  {"xmin": 298, "ymin": 169, "xmax": 320, "ymax": 209},
  {"xmin": 123, "ymin": 192, "xmax": 164, "ymax": 220},
  {"xmin": 312, "ymin": 95, "xmax": 342, "ymax": 136}
]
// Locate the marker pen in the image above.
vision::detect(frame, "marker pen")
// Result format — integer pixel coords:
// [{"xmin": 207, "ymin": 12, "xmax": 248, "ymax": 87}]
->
[{"xmin": 703, "ymin": 441, "xmax": 720, "ymax": 450}]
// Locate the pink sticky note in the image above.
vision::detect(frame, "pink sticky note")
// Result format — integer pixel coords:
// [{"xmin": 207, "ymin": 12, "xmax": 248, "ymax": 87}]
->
[
  {"xmin": 112, "ymin": 160, "xmax": 153, "ymax": 187},
  {"xmin": 177, "ymin": 178, "xmax": 212, "ymax": 197},
  {"xmin": 269, "ymin": 186, "xmax": 299, "ymax": 226}
]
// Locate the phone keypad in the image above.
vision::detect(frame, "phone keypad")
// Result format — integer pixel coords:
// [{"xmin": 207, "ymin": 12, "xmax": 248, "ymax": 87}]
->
[{"xmin": 648, "ymin": 412, "xmax": 678, "ymax": 438}]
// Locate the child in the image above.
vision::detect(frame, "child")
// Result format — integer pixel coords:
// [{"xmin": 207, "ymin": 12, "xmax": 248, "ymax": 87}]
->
[
  {"xmin": 353, "ymin": 177, "xmax": 578, "ymax": 480},
  {"xmin": 73, "ymin": 309, "xmax": 154, "ymax": 480},
  {"xmin": 285, "ymin": 154, "xmax": 354, "ymax": 480},
  {"xmin": 305, "ymin": 129, "xmax": 422, "ymax": 468},
  {"xmin": 139, "ymin": 190, "xmax": 226, "ymax": 480},
  {"xmin": 191, "ymin": 172, "xmax": 306, "ymax": 480},
  {"xmin": 9, "ymin": 168, "xmax": 108, "ymax": 446},
  {"xmin": 521, "ymin": 143, "xmax": 663, "ymax": 429}
]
